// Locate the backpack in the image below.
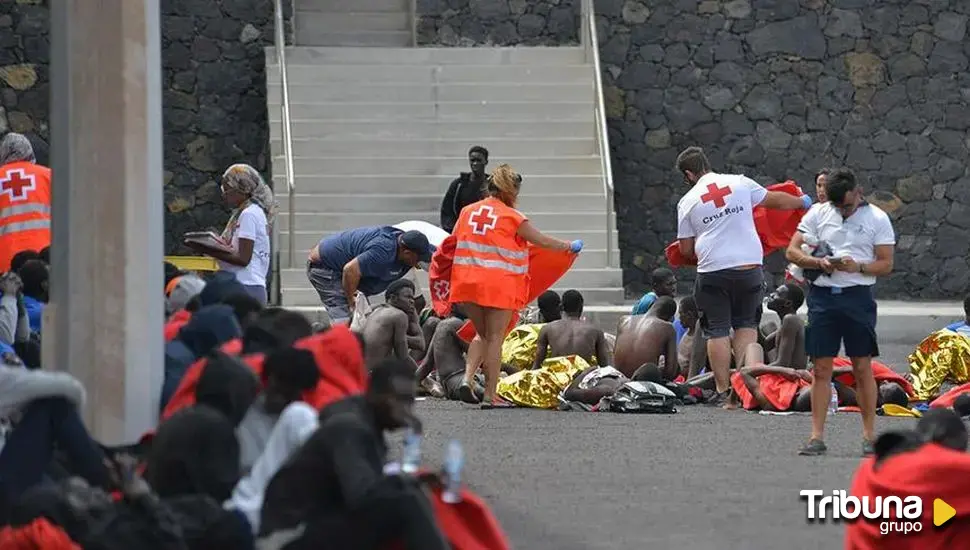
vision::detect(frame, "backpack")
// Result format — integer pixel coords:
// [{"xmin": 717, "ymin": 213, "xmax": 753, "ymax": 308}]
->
[{"xmin": 603, "ymin": 381, "xmax": 678, "ymax": 414}]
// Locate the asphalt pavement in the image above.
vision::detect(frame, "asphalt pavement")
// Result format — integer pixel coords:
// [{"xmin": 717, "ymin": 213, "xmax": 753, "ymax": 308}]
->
[{"xmin": 405, "ymin": 316, "xmax": 958, "ymax": 550}]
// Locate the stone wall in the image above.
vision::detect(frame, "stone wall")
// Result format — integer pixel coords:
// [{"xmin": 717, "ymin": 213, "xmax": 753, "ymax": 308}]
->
[
  {"xmin": 416, "ymin": 0, "xmax": 580, "ymax": 46},
  {"xmin": 600, "ymin": 0, "xmax": 970, "ymax": 298},
  {"xmin": 0, "ymin": 0, "xmax": 290, "ymax": 254}
]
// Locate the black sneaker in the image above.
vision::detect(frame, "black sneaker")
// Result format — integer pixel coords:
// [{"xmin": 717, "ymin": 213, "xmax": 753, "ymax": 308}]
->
[
  {"xmin": 862, "ymin": 439, "xmax": 875, "ymax": 456},
  {"xmin": 705, "ymin": 390, "xmax": 731, "ymax": 407},
  {"xmin": 798, "ymin": 438, "xmax": 827, "ymax": 456},
  {"xmin": 458, "ymin": 381, "xmax": 480, "ymax": 404}
]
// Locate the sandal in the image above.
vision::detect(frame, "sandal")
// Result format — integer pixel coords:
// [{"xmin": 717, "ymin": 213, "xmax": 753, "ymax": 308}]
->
[
  {"xmin": 481, "ymin": 397, "xmax": 516, "ymax": 410},
  {"xmin": 458, "ymin": 382, "xmax": 480, "ymax": 405}
]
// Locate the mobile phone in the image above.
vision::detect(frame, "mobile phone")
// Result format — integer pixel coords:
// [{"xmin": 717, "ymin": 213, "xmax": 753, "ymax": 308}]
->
[{"xmin": 825, "ymin": 256, "xmax": 844, "ymax": 264}]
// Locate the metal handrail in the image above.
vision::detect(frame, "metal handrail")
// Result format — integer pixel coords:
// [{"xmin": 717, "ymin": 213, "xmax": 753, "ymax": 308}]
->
[
  {"xmin": 409, "ymin": 0, "xmax": 418, "ymax": 46},
  {"xmin": 581, "ymin": 0, "xmax": 615, "ymax": 267},
  {"xmin": 274, "ymin": 0, "xmax": 296, "ymax": 271}
]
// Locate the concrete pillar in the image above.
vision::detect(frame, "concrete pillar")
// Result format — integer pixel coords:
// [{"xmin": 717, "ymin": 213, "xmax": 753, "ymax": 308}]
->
[{"xmin": 47, "ymin": 0, "xmax": 164, "ymax": 444}]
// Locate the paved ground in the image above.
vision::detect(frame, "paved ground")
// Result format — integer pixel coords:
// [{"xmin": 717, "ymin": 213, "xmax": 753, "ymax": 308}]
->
[{"xmin": 404, "ymin": 314, "xmax": 958, "ymax": 550}]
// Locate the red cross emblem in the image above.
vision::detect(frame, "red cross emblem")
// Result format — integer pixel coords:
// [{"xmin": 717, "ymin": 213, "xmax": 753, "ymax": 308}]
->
[
  {"xmin": 468, "ymin": 205, "xmax": 498, "ymax": 236},
  {"xmin": 433, "ymin": 280, "xmax": 450, "ymax": 301},
  {"xmin": 700, "ymin": 183, "xmax": 732, "ymax": 208},
  {"xmin": 0, "ymin": 169, "xmax": 36, "ymax": 202}
]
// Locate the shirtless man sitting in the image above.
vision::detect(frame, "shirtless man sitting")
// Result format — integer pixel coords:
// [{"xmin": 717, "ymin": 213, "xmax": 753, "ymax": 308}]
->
[
  {"xmin": 421, "ymin": 316, "xmax": 484, "ymax": 402},
  {"xmin": 613, "ymin": 296, "xmax": 679, "ymax": 380},
  {"xmin": 676, "ymin": 296, "xmax": 702, "ymax": 378},
  {"xmin": 762, "ymin": 283, "xmax": 807, "ymax": 370},
  {"xmin": 357, "ymin": 279, "xmax": 424, "ymax": 371},
  {"xmin": 532, "ymin": 290, "xmax": 611, "ymax": 369}
]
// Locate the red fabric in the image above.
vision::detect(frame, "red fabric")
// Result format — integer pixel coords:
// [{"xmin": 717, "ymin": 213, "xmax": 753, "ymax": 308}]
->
[
  {"xmin": 160, "ymin": 338, "xmax": 248, "ymax": 421},
  {"xmin": 930, "ymin": 381, "xmax": 970, "ymax": 409},
  {"xmin": 845, "ymin": 443, "xmax": 970, "ymax": 549},
  {"xmin": 429, "ymin": 234, "xmax": 457, "ymax": 318},
  {"xmin": 730, "ymin": 371, "xmax": 808, "ymax": 411},
  {"xmin": 159, "ymin": 326, "xmax": 367, "ymax": 423},
  {"xmin": 833, "ymin": 358, "xmax": 915, "ymax": 397},
  {"xmin": 428, "ymin": 485, "xmax": 511, "ymax": 550},
  {"xmin": 454, "ymin": 245, "xmax": 576, "ymax": 343},
  {"xmin": 0, "ymin": 518, "xmax": 80, "ymax": 550},
  {"xmin": 164, "ymin": 309, "xmax": 193, "ymax": 342},
  {"xmin": 666, "ymin": 181, "xmax": 807, "ymax": 267}
]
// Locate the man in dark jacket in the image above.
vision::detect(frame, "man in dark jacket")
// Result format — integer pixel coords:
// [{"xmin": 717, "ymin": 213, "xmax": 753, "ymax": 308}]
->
[
  {"xmin": 257, "ymin": 358, "xmax": 448, "ymax": 550},
  {"xmin": 439, "ymin": 145, "xmax": 489, "ymax": 233}
]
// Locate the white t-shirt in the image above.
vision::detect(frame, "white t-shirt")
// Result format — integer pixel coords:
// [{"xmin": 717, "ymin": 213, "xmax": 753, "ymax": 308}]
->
[
  {"xmin": 219, "ymin": 203, "xmax": 271, "ymax": 287},
  {"xmin": 797, "ymin": 202, "xmax": 895, "ymax": 288},
  {"xmin": 676, "ymin": 173, "xmax": 768, "ymax": 273}
]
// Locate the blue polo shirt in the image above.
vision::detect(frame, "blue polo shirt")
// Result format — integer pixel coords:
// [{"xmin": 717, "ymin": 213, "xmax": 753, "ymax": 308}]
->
[{"xmin": 316, "ymin": 226, "xmax": 409, "ymax": 296}]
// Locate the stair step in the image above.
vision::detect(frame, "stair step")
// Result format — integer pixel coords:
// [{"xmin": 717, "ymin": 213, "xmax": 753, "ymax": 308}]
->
[
  {"xmin": 276, "ymin": 156, "xmax": 601, "ymax": 176},
  {"xmin": 277, "ymin": 211, "xmax": 615, "ymax": 232},
  {"xmin": 279, "ymin": 286, "xmax": 628, "ymax": 308},
  {"xmin": 266, "ymin": 46, "xmax": 586, "ymax": 66},
  {"xmin": 277, "ymin": 229, "xmax": 618, "ymax": 253},
  {"xmin": 281, "ymin": 266, "xmax": 622, "ymax": 289},
  {"xmin": 270, "ymin": 101, "xmax": 593, "ymax": 121},
  {"xmin": 295, "ymin": 30, "xmax": 411, "ymax": 47},
  {"xmin": 270, "ymin": 120, "xmax": 594, "ymax": 140},
  {"xmin": 278, "ymin": 246, "xmax": 620, "ymax": 269},
  {"xmin": 297, "ymin": 0, "xmax": 409, "ymax": 12},
  {"xmin": 271, "ymin": 174, "xmax": 604, "ymax": 194},
  {"xmin": 267, "ymin": 82, "xmax": 594, "ymax": 103},
  {"xmin": 294, "ymin": 11, "xmax": 409, "ymax": 33},
  {"xmin": 270, "ymin": 137, "xmax": 597, "ymax": 157},
  {"xmin": 266, "ymin": 64, "xmax": 594, "ymax": 84},
  {"xmin": 276, "ymin": 192, "xmax": 608, "ymax": 213}
]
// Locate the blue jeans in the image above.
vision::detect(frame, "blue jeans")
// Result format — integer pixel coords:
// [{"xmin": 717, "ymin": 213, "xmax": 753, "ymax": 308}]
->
[{"xmin": 0, "ymin": 397, "xmax": 109, "ymax": 516}]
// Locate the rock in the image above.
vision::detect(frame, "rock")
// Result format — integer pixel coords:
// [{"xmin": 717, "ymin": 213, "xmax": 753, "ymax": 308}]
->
[
  {"xmin": 742, "ymin": 85, "xmax": 782, "ymax": 120},
  {"xmin": 604, "ymin": 85, "xmax": 626, "ymax": 119},
  {"xmin": 844, "ymin": 52, "xmax": 884, "ymax": 87},
  {"xmin": 186, "ymin": 135, "xmax": 219, "ymax": 172},
  {"xmin": 0, "ymin": 106, "xmax": 6, "ymax": 133},
  {"xmin": 239, "ymin": 23, "xmax": 261, "ymax": 43},
  {"xmin": 0, "ymin": 15, "xmax": 12, "ymax": 28},
  {"xmin": 866, "ymin": 191, "xmax": 903, "ymax": 214},
  {"xmin": 895, "ymin": 174, "xmax": 933, "ymax": 202},
  {"xmin": 517, "ymin": 14, "xmax": 546, "ymax": 37},
  {"xmin": 645, "ymin": 127, "xmax": 671, "ymax": 149},
  {"xmin": 698, "ymin": 1, "xmax": 719, "ymax": 14},
  {"xmin": 601, "ymin": 33, "xmax": 631, "ymax": 65},
  {"xmin": 728, "ymin": 136, "xmax": 765, "ymax": 165},
  {"xmin": 932, "ymin": 156, "xmax": 964, "ymax": 182},
  {"xmin": 946, "ymin": 202, "xmax": 970, "ymax": 230},
  {"xmin": 746, "ymin": 15, "xmax": 827, "ymax": 60},
  {"xmin": 6, "ymin": 111, "xmax": 33, "ymax": 133},
  {"xmin": 701, "ymin": 86, "xmax": 737, "ymax": 110},
  {"xmin": 939, "ymin": 257, "xmax": 970, "ymax": 294},
  {"xmin": 724, "ymin": 0, "xmax": 752, "ymax": 19},
  {"xmin": 509, "ymin": 0, "xmax": 528, "ymax": 15},
  {"xmin": 889, "ymin": 53, "xmax": 926, "ymax": 79},
  {"xmin": 933, "ymin": 13, "xmax": 968, "ymax": 42},
  {"xmin": 0, "ymin": 64, "xmax": 37, "ymax": 90},
  {"xmin": 928, "ymin": 41, "xmax": 969, "ymax": 73},
  {"xmin": 934, "ymin": 225, "xmax": 970, "ymax": 258},
  {"xmin": 470, "ymin": 0, "xmax": 509, "ymax": 19},
  {"xmin": 871, "ymin": 130, "xmax": 906, "ymax": 153},
  {"xmin": 622, "ymin": 1, "xmax": 650, "ymax": 24},
  {"xmin": 910, "ymin": 31, "xmax": 934, "ymax": 57},
  {"xmin": 944, "ymin": 104, "xmax": 970, "ymax": 130},
  {"xmin": 825, "ymin": 9, "xmax": 863, "ymax": 38},
  {"xmin": 846, "ymin": 140, "xmax": 880, "ymax": 170},
  {"xmin": 166, "ymin": 193, "xmax": 196, "ymax": 214},
  {"xmin": 663, "ymin": 99, "xmax": 713, "ymax": 132},
  {"xmin": 663, "ymin": 43, "xmax": 691, "ymax": 68},
  {"xmin": 755, "ymin": 121, "xmax": 791, "ymax": 150}
]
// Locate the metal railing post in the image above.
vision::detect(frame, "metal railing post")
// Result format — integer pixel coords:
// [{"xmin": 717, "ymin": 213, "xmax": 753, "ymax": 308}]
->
[
  {"xmin": 583, "ymin": 0, "xmax": 615, "ymax": 268},
  {"xmin": 273, "ymin": 0, "xmax": 296, "ymax": 271}
]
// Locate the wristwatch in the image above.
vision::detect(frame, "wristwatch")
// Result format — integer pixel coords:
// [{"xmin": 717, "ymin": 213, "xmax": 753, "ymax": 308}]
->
[{"xmin": 859, "ymin": 263, "xmax": 866, "ymax": 275}]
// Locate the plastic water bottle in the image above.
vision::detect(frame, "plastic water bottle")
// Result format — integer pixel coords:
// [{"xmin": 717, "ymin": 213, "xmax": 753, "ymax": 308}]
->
[
  {"xmin": 442, "ymin": 439, "xmax": 464, "ymax": 504},
  {"xmin": 401, "ymin": 428, "xmax": 422, "ymax": 474},
  {"xmin": 828, "ymin": 383, "xmax": 839, "ymax": 413}
]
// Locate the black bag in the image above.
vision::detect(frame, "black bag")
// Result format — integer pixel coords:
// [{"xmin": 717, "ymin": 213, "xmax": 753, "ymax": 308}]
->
[
  {"xmin": 604, "ymin": 381, "xmax": 678, "ymax": 414},
  {"xmin": 802, "ymin": 241, "xmax": 833, "ymax": 283}
]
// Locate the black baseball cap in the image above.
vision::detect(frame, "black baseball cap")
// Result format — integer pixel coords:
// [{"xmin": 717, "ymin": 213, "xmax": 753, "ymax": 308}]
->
[{"xmin": 400, "ymin": 230, "xmax": 435, "ymax": 262}]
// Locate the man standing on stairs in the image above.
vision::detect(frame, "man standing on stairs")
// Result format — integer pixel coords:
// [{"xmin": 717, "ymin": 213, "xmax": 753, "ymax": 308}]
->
[
  {"xmin": 439, "ymin": 145, "xmax": 489, "ymax": 233},
  {"xmin": 307, "ymin": 227, "xmax": 434, "ymax": 325},
  {"xmin": 674, "ymin": 146, "xmax": 812, "ymax": 406}
]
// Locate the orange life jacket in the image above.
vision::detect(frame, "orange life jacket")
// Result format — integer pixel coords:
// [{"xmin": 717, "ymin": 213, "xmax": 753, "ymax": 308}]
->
[
  {"xmin": 0, "ymin": 161, "xmax": 51, "ymax": 271},
  {"xmin": 450, "ymin": 197, "xmax": 529, "ymax": 311}
]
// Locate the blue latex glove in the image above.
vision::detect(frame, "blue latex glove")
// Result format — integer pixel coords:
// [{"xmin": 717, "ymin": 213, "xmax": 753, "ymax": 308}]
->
[
  {"xmin": 801, "ymin": 194, "xmax": 813, "ymax": 209},
  {"xmin": 569, "ymin": 240, "xmax": 584, "ymax": 253}
]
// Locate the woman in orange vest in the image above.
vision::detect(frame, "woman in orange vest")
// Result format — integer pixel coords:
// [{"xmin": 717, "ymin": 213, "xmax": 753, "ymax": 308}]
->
[
  {"xmin": 0, "ymin": 133, "xmax": 51, "ymax": 272},
  {"xmin": 450, "ymin": 164, "xmax": 583, "ymax": 408}
]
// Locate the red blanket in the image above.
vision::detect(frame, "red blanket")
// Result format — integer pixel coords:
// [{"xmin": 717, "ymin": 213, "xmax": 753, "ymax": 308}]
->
[
  {"xmin": 666, "ymin": 181, "xmax": 807, "ymax": 267},
  {"xmin": 163, "ymin": 309, "xmax": 193, "ymax": 342},
  {"xmin": 730, "ymin": 371, "xmax": 808, "ymax": 411},
  {"xmin": 845, "ymin": 444, "xmax": 970, "ymax": 549},
  {"xmin": 429, "ymin": 235, "xmax": 576, "ymax": 343},
  {"xmin": 930, "ymin": 382, "xmax": 970, "ymax": 409},
  {"xmin": 833, "ymin": 358, "xmax": 915, "ymax": 397},
  {"xmin": 159, "ymin": 326, "xmax": 366, "ymax": 421}
]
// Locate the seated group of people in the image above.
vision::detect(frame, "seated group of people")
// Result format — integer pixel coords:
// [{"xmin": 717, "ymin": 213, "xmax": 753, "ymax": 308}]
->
[{"xmin": 0, "ymin": 263, "xmax": 459, "ymax": 550}]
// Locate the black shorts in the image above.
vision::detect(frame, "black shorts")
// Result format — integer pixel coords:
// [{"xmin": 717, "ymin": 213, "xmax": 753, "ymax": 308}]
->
[
  {"xmin": 805, "ymin": 285, "xmax": 879, "ymax": 359},
  {"xmin": 693, "ymin": 267, "xmax": 765, "ymax": 339}
]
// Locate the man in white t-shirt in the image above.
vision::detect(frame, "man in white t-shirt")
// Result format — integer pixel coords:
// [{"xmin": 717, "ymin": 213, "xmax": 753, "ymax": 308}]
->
[
  {"xmin": 675, "ymin": 147, "xmax": 811, "ymax": 402},
  {"xmin": 785, "ymin": 168, "xmax": 896, "ymax": 457}
]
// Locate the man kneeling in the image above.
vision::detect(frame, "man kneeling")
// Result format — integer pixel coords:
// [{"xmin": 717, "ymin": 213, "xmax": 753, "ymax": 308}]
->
[{"xmin": 358, "ymin": 279, "xmax": 424, "ymax": 372}]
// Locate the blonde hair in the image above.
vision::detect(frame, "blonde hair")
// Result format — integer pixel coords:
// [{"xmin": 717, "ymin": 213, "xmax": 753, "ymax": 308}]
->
[{"xmin": 487, "ymin": 164, "xmax": 520, "ymax": 207}]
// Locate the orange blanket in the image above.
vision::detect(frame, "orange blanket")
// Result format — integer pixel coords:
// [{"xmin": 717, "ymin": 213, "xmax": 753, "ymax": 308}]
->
[
  {"xmin": 845, "ymin": 444, "xmax": 970, "ymax": 549},
  {"xmin": 730, "ymin": 371, "xmax": 809, "ymax": 411},
  {"xmin": 833, "ymin": 358, "xmax": 915, "ymax": 397},
  {"xmin": 930, "ymin": 381, "xmax": 970, "ymax": 409},
  {"xmin": 163, "ymin": 309, "xmax": 193, "ymax": 342},
  {"xmin": 429, "ymin": 235, "xmax": 576, "ymax": 343},
  {"xmin": 666, "ymin": 181, "xmax": 807, "ymax": 267}
]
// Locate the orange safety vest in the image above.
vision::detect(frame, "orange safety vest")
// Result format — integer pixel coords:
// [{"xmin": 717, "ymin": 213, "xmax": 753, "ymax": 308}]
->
[
  {"xmin": 450, "ymin": 197, "xmax": 529, "ymax": 311},
  {"xmin": 0, "ymin": 161, "xmax": 51, "ymax": 271}
]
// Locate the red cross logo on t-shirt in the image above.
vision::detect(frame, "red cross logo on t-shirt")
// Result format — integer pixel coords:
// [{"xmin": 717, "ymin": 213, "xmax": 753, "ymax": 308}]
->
[
  {"xmin": 468, "ymin": 205, "xmax": 498, "ymax": 236},
  {"xmin": 433, "ymin": 280, "xmax": 450, "ymax": 301},
  {"xmin": 0, "ymin": 168, "xmax": 36, "ymax": 202},
  {"xmin": 700, "ymin": 183, "xmax": 732, "ymax": 208}
]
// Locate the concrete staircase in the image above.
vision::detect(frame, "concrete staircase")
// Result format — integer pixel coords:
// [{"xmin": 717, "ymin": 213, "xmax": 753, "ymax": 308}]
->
[
  {"xmin": 295, "ymin": 0, "xmax": 412, "ymax": 47},
  {"xmin": 266, "ymin": 45, "xmax": 623, "ymax": 309}
]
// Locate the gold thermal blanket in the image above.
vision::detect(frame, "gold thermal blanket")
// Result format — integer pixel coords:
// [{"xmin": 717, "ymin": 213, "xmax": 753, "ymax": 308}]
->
[
  {"xmin": 497, "ymin": 355, "xmax": 590, "ymax": 409},
  {"xmin": 908, "ymin": 329, "xmax": 970, "ymax": 401},
  {"xmin": 501, "ymin": 324, "xmax": 543, "ymax": 370}
]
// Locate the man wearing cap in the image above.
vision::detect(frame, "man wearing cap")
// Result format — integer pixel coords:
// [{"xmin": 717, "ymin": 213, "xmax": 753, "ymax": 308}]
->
[{"xmin": 307, "ymin": 227, "xmax": 434, "ymax": 324}]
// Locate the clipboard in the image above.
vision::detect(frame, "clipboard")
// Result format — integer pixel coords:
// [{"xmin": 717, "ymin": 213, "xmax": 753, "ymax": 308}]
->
[{"xmin": 183, "ymin": 231, "xmax": 234, "ymax": 254}]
